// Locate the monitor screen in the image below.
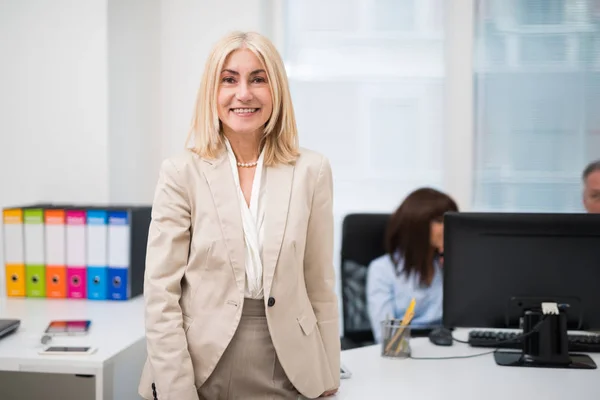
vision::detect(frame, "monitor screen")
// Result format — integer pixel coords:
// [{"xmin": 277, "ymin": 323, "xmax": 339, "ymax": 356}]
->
[{"xmin": 443, "ymin": 212, "xmax": 600, "ymax": 330}]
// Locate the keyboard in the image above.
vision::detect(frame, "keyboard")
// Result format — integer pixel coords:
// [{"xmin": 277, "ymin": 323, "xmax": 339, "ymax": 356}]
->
[{"xmin": 468, "ymin": 330, "xmax": 600, "ymax": 353}]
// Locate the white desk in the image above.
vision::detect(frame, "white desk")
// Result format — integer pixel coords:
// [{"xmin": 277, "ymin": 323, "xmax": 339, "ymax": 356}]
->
[
  {"xmin": 4, "ymin": 304, "xmax": 598, "ymax": 400},
  {"xmin": 0, "ymin": 296, "xmax": 146, "ymax": 400},
  {"xmin": 336, "ymin": 330, "xmax": 600, "ymax": 400}
]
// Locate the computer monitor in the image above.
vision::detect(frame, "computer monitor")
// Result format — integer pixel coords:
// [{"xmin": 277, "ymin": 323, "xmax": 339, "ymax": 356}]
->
[{"xmin": 443, "ymin": 212, "xmax": 600, "ymax": 331}]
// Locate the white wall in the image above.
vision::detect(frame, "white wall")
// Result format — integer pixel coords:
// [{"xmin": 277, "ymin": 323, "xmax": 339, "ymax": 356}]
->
[
  {"xmin": 0, "ymin": 0, "xmax": 111, "ymax": 295},
  {"xmin": 0, "ymin": 0, "xmax": 110, "ymax": 206},
  {"xmin": 107, "ymin": 0, "xmax": 161, "ymax": 204}
]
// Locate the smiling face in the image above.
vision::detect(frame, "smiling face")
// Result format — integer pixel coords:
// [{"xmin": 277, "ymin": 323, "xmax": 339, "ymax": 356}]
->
[
  {"xmin": 584, "ymin": 170, "xmax": 600, "ymax": 213},
  {"xmin": 217, "ymin": 48, "xmax": 273, "ymax": 139}
]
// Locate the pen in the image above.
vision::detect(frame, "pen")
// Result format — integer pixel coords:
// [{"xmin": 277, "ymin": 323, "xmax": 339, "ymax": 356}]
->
[{"xmin": 394, "ymin": 310, "xmax": 415, "ymax": 355}]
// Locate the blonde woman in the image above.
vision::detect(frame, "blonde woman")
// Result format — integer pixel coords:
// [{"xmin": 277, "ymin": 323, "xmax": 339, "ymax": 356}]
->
[{"xmin": 138, "ymin": 31, "xmax": 340, "ymax": 400}]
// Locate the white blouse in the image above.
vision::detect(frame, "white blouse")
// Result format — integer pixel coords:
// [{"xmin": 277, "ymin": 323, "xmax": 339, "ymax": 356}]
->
[{"xmin": 224, "ymin": 139, "xmax": 267, "ymax": 299}]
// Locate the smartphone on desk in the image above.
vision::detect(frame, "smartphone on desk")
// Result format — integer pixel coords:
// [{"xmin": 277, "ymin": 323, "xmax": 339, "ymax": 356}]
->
[
  {"xmin": 44, "ymin": 320, "xmax": 91, "ymax": 336},
  {"xmin": 38, "ymin": 346, "xmax": 97, "ymax": 355}
]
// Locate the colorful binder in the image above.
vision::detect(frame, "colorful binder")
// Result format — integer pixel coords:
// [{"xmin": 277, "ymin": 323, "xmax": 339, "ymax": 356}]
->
[
  {"xmin": 107, "ymin": 211, "xmax": 130, "ymax": 300},
  {"xmin": 3, "ymin": 208, "xmax": 26, "ymax": 297},
  {"xmin": 24, "ymin": 208, "xmax": 46, "ymax": 297},
  {"xmin": 66, "ymin": 210, "xmax": 86, "ymax": 299},
  {"xmin": 107, "ymin": 207, "xmax": 150, "ymax": 300},
  {"xmin": 45, "ymin": 209, "xmax": 67, "ymax": 298},
  {"xmin": 86, "ymin": 210, "xmax": 108, "ymax": 300},
  {"xmin": 3, "ymin": 204, "xmax": 150, "ymax": 301}
]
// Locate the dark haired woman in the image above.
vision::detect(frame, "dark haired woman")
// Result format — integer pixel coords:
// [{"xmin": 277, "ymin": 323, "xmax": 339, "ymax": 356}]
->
[{"xmin": 366, "ymin": 188, "xmax": 458, "ymax": 343}]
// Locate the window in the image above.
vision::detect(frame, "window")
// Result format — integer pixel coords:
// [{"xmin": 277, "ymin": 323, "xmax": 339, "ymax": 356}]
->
[
  {"xmin": 284, "ymin": 0, "xmax": 447, "ymax": 217},
  {"xmin": 473, "ymin": 0, "xmax": 600, "ymax": 212}
]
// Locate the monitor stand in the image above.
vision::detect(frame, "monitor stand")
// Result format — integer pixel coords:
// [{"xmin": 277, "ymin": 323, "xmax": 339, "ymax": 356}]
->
[{"xmin": 494, "ymin": 309, "xmax": 596, "ymax": 370}]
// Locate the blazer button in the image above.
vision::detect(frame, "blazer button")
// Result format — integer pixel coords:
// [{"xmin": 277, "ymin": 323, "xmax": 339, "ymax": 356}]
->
[{"xmin": 267, "ymin": 297, "xmax": 275, "ymax": 307}]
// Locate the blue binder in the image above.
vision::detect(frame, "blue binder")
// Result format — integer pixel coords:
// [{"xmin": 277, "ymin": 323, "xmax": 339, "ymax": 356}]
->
[
  {"xmin": 86, "ymin": 210, "xmax": 109, "ymax": 300},
  {"xmin": 107, "ymin": 207, "xmax": 150, "ymax": 300}
]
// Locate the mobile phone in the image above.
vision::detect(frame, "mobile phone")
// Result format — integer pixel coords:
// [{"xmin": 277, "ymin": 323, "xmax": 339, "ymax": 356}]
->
[
  {"xmin": 340, "ymin": 364, "xmax": 352, "ymax": 379},
  {"xmin": 38, "ymin": 346, "xmax": 97, "ymax": 355},
  {"xmin": 44, "ymin": 320, "xmax": 91, "ymax": 336}
]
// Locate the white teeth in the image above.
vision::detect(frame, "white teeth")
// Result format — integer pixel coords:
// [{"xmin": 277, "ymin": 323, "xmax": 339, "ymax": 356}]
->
[{"xmin": 232, "ymin": 108, "xmax": 257, "ymax": 113}]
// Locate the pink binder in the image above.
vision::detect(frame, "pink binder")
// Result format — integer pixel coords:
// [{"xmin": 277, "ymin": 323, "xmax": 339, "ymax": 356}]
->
[{"xmin": 66, "ymin": 210, "xmax": 86, "ymax": 299}]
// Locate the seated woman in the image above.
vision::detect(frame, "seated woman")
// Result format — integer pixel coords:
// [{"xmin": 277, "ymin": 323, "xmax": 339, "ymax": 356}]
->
[{"xmin": 366, "ymin": 187, "xmax": 458, "ymax": 343}]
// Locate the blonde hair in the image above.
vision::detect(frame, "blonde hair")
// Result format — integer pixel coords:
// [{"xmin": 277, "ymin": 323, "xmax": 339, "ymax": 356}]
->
[{"xmin": 186, "ymin": 31, "xmax": 299, "ymax": 166}]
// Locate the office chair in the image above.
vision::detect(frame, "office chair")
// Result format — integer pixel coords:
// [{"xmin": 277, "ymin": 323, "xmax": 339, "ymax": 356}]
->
[{"xmin": 340, "ymin": 213, "xmax": 390, "ymax": 350}]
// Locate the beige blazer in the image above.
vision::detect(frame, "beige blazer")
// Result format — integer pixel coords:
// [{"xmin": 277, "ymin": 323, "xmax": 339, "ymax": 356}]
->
[{"xmin": 138, "ymin": 148, "xmax": 341, "ymax": 400}]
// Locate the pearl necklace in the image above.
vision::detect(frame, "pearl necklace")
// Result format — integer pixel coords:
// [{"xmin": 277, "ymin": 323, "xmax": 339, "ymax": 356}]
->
[{"xmin": 237, "ymin": 161, "xmax": 258, "ymax": 168}]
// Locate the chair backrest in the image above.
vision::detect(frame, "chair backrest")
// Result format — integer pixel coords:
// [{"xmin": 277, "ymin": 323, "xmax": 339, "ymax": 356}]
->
[{"xmin": 340, "ymin": 213, "xmax": 391, "ymax": 344}]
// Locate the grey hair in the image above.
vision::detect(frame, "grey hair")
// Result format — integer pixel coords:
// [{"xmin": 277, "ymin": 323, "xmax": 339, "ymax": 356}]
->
[{"xmin": 583, "ymin": 160, "xmax": 600, "ymax": 180}]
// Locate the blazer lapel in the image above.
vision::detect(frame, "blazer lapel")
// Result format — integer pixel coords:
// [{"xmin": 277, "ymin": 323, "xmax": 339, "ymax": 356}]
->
[
  {"xmin": 202, "ymin": 152, "xmax": 246, "ymax": 295},
  {"xmin": 262, "ymin": 162, "xmax": 294, "ymax": 298}
]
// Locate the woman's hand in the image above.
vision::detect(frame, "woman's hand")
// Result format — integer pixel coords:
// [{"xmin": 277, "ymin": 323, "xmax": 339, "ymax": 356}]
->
[{"xmin": 320, "ymin": 388, "xmax": 338, "ymax": 397}]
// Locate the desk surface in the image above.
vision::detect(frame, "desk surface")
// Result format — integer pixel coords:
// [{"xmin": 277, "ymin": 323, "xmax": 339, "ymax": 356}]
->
[
  {"xmin": 3, "ymin": 301, "xmax": 599, "ymax": 399},
  {"xmin": 337, "ymin": 330, "xmax": 600, "ymax": 400},
  {"xmin": 0, "ymin": 296, "xmax": 145, "ymax": 374}
]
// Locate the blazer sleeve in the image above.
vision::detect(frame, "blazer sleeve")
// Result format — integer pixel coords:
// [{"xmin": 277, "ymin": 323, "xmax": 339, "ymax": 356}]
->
[
  {"xmin": 303, "ymin": 155, "xmax": 341, "ymax": 390},
  {"xmin": 144, "ymin": 159, "xmax": 199, "ymax": 400}
]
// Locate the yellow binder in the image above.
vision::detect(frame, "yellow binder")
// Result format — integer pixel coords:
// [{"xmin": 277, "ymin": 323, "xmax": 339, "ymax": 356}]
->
[{"xmin": 3, "ymin": 208, "xmax": 26, "ymax": 297}]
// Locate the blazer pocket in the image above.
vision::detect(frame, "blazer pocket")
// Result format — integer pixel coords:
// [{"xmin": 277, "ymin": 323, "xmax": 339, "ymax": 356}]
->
[
  {"xmin": 182, "ymin": 313, "xmax": 193, "ymax": 333},
  {"xmin": 297, "ymin": 312, "xmax": 317, "ymax": 336}
]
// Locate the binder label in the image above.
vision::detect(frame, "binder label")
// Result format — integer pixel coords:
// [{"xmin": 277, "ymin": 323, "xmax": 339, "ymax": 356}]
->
[
  {"xmin": 45, "ymin": 209, "xmax": 66, "ymax": 266},
  {"xmin": 3, "ymin": 209, "xmax": 23, "ymax": 224},
  {"xmin": 108, "ymin": 211, "xmax": 130, "ymax": 268},
  {"xmin": 108, "ymin": 213, "xmax": 129, "ymax": 225},
  {"xmin": 24, "ymin": 209, "xmax": 43, "ymax": 224},
  {"xmin": 87, "ymin": 210, "xmax": 108, "ymax": 267},
  {"xmin": 66, "ymin": 210, "xmax": 86, "ymax": 267},
  {"xmin": 3, "ymin": 209, "xmax": 24, "ymax": 264},
  {"xmin": 24, "ymin": 209, "xmax": 44, "ymax": 265}
]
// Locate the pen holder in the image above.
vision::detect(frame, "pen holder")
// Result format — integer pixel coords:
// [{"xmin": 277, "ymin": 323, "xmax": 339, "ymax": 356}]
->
[{"xmin": 381, "ymin": 320, "xmax": 411, "ymax": 359}]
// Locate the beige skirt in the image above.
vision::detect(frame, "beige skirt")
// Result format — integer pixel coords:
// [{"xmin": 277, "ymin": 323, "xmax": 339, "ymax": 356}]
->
[{"xmin": 198, "ymin": 299, "xmax": 300, "ymax": 400}]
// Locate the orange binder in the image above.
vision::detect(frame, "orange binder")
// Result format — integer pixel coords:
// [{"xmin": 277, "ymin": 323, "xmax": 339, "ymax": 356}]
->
[{"xmin": 45, "ymin": 209, "xmax": 67, "ymax": 298}]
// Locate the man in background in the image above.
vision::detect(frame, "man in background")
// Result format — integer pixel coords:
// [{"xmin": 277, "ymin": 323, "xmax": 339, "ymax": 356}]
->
[{"xmin": 583, "ymin": 160, "xmax": 600, "ymax": 213}]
